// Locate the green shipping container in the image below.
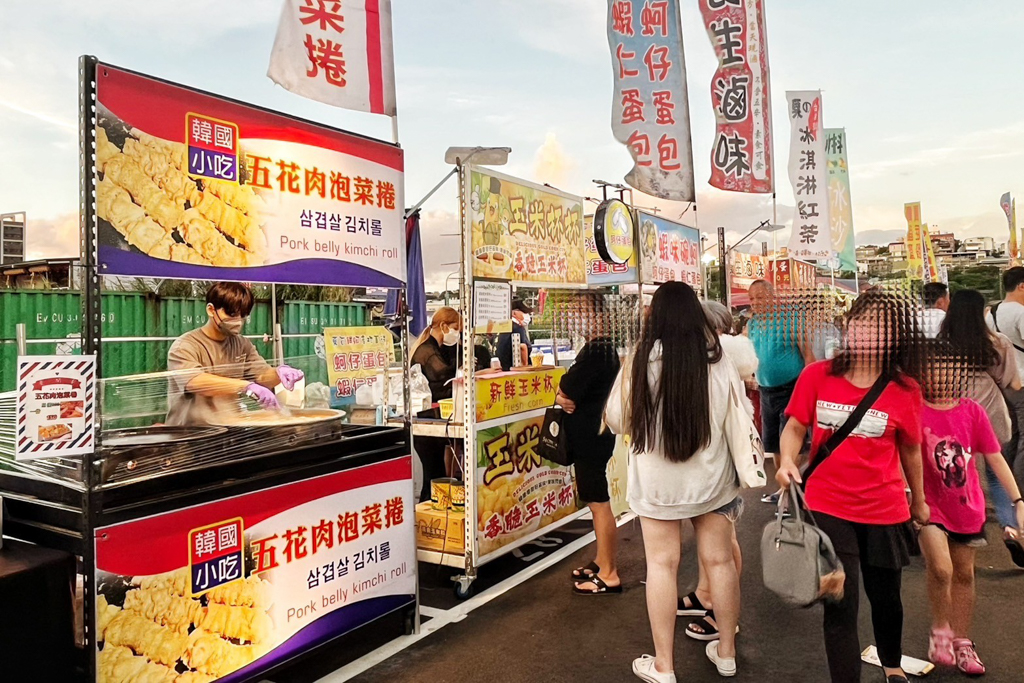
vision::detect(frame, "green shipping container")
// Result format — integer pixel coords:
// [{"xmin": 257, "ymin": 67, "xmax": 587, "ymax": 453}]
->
[
  {"xmin": 0, "ymin": 292, "xmax": 162, "ymax": 392},
  {"xmin": 282, "ymin": 301, "xmax": 366, "ymax": 386},
  {"xmin": 1, "ymin": 292, "xmax": 366, "ymax": 392}
]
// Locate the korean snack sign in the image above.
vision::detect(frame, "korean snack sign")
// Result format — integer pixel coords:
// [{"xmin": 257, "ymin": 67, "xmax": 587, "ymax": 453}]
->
[
  {"xmin": 637, "ymin": 211, "xmax": 702, "ymax": 286},
  {"xmin": 700, "ymin": 0, "xmax": 773, "ymax": 194},
  {"xmin": 584, "ymin": 215, "xmax": 637, "ymax": 285},
  {"xmin": 476, "ymin": 413, "xmax": 579, "ymax": 557},
  {"xmin": 476, "ymin": 367, "xmax": 566, "ymax": 423},
  {"xmin": 786, "ymin": 91, "xmax": 833, "ymax": 261},
  {"xmin": 94, "ymin": 457, "xmax": 415, "ymax": 683},
  {"xmin": 467, "ymin": 167, "xmax": 586, "ymax": 286},
  {"xmin": 16, "ymin": 356, "xmax": 96, "ymax": 460},
  {"xmin": 92, "ymin": 63, "xmax": 405, "ymax": 287},
  {"xmin": 606, "ymin": 0, "xmax": 696, "ymax": 201},
  {"xmin": 324, "ymin": 326, "xmax": 395, "ymax": 407}
]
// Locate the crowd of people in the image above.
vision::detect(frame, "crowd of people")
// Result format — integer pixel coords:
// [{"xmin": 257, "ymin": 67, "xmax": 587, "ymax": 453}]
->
[{"xmin": 410, "ymin": 270, "xmax": 1024, "ymax": 682}]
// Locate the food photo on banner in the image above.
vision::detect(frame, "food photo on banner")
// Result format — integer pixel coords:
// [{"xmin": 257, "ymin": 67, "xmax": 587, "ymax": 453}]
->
[
  {"xmin": 92, "ymin": 63, "xmax": 405, "ymax": 287},
  {"xmin": 636, "ymin": 210, "xmax": 701, "ymax": 286},
  {"xmin": 93, "ymin": 457, "xmax": 415, "ymax": 683},
  {"xmin": 700, "ymin": 0, "xmax": 773, "ymax": 194},
  {"xmin": 475, "ymin": 411, "xmax": 579, "ymax": 557},
  {"xmin": 606, "ymin": 0, "xmax": 695, "ymax": 201},
  {"xmin": 466, "ymin": 166, "xmax": 586, "ymax": 286}
]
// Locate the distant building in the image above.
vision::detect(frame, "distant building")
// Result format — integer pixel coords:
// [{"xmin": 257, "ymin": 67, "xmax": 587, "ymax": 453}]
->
[
  {"xmin": 962, "ymin": 236, "xmax": 996, "ymax": 256},
  {"xmin": 1, "ymin": 212, "xmax": 26, "ymax": 265}
]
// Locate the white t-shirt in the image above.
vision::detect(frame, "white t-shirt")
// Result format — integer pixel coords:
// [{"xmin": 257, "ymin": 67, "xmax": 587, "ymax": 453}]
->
[
  {"xmin": 987, "ymin": 301, "xmax": 1024, "ymax": 371},
  {"xmin": 919, "ymin": 308, "xmax": 946, "ymax": 339}
]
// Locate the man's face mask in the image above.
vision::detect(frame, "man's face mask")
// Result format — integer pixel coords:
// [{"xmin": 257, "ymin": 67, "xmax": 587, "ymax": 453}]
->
[{"xmin": 210, "ymin": 306, "xmax": 245, "ymax": 337}]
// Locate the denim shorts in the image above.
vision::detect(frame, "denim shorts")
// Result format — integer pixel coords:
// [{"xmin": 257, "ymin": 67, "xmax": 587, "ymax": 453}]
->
[{"xmin": 714, "ymin": 496, "xmax": 744, "ymax": 523}]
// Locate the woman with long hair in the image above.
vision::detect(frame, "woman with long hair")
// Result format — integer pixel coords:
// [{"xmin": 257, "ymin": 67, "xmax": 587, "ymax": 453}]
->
[
  {"xmin": 411, "ymin": 307, "xmax": 461, "ymax": 502},
  {"xmin": 605, "ymin": 282, "xmax": 743, "ymax": 681},
  {"xmin": 776, "ymin": 289, "xmax": 930, "ymax": 683},
  {"xmin": 673, "ymin": 301, "xmax": 754, "ymax": 642},
  {"xmin": 939, "ymin": 289, "xmax": 1024, "ymax": 565}
]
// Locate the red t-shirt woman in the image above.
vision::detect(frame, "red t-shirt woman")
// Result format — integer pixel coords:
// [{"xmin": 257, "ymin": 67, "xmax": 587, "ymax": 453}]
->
[{"xmin": 776, "ymin": 290, "xmax": 929, "ymax": 683}]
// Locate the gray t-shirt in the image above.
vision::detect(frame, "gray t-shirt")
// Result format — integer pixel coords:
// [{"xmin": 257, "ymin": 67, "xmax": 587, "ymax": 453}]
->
[
  {"xmin": 987, "ymin": 301, "xmax": 1024, "ymax": 371},
  {"xmin": 166, "ymin": 328, "xmax": 270, "ymax": 425}
]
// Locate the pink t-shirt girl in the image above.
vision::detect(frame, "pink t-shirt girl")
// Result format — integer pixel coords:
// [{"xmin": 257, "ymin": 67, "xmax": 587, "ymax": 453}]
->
[{"xmin": 921, "ymin": 399, "xmax": 1002, "ymax": 535}]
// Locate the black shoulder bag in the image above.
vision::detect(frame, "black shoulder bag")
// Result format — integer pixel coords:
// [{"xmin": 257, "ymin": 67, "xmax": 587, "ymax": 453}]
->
[{"xmin": 801, "ymin": 373, "xmax": 891, "ymax": 486}]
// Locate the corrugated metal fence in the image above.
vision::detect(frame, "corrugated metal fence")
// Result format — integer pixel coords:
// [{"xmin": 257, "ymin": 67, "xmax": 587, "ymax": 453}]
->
[{"xmin": 0, "ymin": 292, "xmax": 366, "ymax": 391}]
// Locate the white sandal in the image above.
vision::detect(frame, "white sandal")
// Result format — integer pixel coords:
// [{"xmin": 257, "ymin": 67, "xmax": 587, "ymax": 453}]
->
[
  {"xmin": 705, "ymin": 641, "xmax": 737, "ymax": 678},
  {"xmin": 632, "ymin": 655, "xmax": 676, "ymax": 683}
]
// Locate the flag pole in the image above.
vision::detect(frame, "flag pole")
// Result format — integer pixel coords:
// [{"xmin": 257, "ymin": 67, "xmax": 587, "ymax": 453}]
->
[{"xmin": 390, "ymin": 114, "xmax": 400, "ymax": 145}]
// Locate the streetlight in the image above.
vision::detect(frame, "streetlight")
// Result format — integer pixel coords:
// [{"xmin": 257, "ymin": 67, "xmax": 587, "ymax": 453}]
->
[{"xmin": 405, "ymin": 147, "xmax": 512, "ymax": 218}]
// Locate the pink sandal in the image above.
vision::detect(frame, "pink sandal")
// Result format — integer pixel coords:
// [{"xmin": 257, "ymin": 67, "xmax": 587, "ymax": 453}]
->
[
  {"xmin": 954, "ymin": 639, "xmax": 986, "ymax": 676},
  {"xmin": 928, "ymin": 626, "xmax": 955, "ymax": 667}
]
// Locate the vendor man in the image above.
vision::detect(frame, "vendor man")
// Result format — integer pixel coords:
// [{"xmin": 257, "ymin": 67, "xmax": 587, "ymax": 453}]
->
[
  {"xmin": 166, "ymin": 282, "xmax": 303, "ymax": 425},
  {"xmin": 496, "ymin": 299, "xmax": 533, "ymax": 371}
]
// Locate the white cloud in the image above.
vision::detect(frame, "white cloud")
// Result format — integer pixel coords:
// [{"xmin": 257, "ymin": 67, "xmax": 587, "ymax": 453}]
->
[
  {"xmin": 25, "ymin": 213, "xmax": 79, "ymax": 260},
  {"xmin": 532, "ymin": 132, "xmax": 574, "ymax": 188}
]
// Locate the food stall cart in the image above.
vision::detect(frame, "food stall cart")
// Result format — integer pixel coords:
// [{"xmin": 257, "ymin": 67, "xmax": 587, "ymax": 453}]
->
[
  {"xmin": 0, "ymin": 57, "xmax": 417, "ymax": 683},
  {"xmin": 412, "ymin": 167, "xmax": 641, "ymax": 597}
]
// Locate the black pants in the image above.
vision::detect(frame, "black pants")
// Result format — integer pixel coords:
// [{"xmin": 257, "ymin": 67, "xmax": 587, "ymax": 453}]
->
[
  {"xmin": 414, "ymin": 436, "xmax": 447, "ymax": 503},
  {"xmin": 816, "ymin": 513, "xmax": 908, "ymax": 683}
]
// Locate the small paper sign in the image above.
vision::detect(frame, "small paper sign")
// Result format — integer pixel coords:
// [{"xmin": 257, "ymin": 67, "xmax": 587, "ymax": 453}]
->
[{"xmin": 16, "ymin": 356, "xmax": 96, "ymax": 460}]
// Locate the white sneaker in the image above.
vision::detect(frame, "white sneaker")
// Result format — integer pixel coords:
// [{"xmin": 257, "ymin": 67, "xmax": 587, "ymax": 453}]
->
[
  {"xmin": 706, "ymin": 641, "xmax": 737, "ymax": 678},
  {"xmin": 632, "ymin": 655, "xmax": 676, "ymax": 683}
]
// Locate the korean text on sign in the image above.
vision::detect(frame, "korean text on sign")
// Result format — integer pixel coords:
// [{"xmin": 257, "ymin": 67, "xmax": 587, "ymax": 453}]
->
[{"xmin": 607, "ymin": 0, "xmax": 695, "ymax": 201}]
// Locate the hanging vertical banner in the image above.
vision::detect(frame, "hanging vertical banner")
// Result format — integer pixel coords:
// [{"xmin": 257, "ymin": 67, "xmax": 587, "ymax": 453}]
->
[
  {"xmin": 786, "ymin": 91, "xmax": 832, "ymax": 261},
  {"xmin": 606, "ymin": 0, "xmax": 695, "ymax": 201},
  {"xmin": 825, "ymin": 129, "xmax": 856, "ymax": 273},
  {"xmin": 268, "ymin": 0, "xmax": 397, "ymax": 116},
  {"xmin": 905, "ymin": 202, "xmax": 925, "ymax": 281},
  {"xmin": 700, "ymin": 0, "xmax": 773, "ymax": 193},
  {"xmin": 1001, "ymin": 192, "xmax": 1019, "ymax": 265},
  {"xmin": 922, "ymin": 223, "xmax": 940, "ymax": 282}
]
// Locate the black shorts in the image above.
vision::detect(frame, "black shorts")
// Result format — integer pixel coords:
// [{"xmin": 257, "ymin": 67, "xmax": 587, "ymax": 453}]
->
[
  {"xmin": 931, "ymin": 523, "xmax": 988, "ymax": 548},
  {"xmin": 572, "ymin": 433, "xmax": 616, "ymax": 504},
  {"xmin": 759, "ymin": 381, "xmax": 797, "ymax": 453}
]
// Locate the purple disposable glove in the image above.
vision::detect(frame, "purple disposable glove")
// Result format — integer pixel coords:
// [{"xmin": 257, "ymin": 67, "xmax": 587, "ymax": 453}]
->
[
  {"xmin": 246, "ymin": 383, "xmax": 281, "ymax": 410},
  {"xmin": 276, "ymin": 365, "xmax": 305, "ymax": 391}
]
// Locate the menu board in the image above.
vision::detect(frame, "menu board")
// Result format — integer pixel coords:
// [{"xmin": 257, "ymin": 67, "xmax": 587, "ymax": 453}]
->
[
  {"xmin": 636, "ymin": 211, "xmax": 701, "ymax": 287},
  {"xmin": 16, "ymin": 356, "xmax": 96, "ymax": 460}
]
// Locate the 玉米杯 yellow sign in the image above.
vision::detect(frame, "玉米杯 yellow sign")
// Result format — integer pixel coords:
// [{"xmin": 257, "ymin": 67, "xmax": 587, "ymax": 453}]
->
[
  {"xmin": 475, "ymin": 367, "xmax": 565, "ymax": 423},
  {"xmin": 466, "ymin": 166, "xmax": 586, "ymax": 286}
]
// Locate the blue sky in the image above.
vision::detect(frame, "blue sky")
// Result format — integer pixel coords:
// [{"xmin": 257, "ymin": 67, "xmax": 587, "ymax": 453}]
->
[{"xmin": 3, "ymin": 1, "xmax": 1024, "ymax": 287}]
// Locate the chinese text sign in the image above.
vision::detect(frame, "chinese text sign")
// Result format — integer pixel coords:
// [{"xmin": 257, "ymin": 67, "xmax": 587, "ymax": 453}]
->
[
  {"xmin": 268, "ymin": 0, "xmax": 397, "ymax": 116},
  {"xmin": 637, "ymin": 211, "xmax": 701, "ymax": 286},
  {"xmin": 825, "ymin": 128, "xmax": 856, "ymax": 272},
  {"xmin": 607, "ymin": 0, "xmax": 695, "ymax": 201},
  {"xmin": 16, "ymin": 356, "xmax": 96, "ymax": 460},
  {"xmin": 700, "ymin": 0, "xmax": 773, "ymax": 193},
  {"xmin": 786, "ymin": 90, "xmax": 832, "ymax": 261}
]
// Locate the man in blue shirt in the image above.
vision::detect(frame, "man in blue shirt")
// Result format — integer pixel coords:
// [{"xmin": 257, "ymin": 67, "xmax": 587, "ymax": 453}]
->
[{"xmin": 746, "ymin": 280, "xmax": 813, "ymax": 468}]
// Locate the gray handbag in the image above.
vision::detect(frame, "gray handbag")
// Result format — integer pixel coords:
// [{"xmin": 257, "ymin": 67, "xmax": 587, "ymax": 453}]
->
[
  {"xmin": 761, "ymin": 373, "xmax": 890, "ymax": 607},
  {"xmin": 761, "ymin": 484, "xmax": 844, "ymax": 607}
]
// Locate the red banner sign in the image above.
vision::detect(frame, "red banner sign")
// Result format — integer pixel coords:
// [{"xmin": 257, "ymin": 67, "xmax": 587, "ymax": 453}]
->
[{"xmin": 701, "ymin": 0, "xmax": 773, "ymax": 193}]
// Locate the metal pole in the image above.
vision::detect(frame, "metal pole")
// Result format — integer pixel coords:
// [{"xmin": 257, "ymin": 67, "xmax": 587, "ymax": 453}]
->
[
  {"xmin": 271, "ymin": 283, "xmax": 280, "ymax": 364},
  {"xmin": 79, "ymin": 53, "xmax": 101, "ymax": 681},
  {"xmin": 15, "ymin": 323, "xmax": 27, "ymax": 356},
  {"xmin": 718, "ymin": 226, "xmax": 728, "ymax": 306}
]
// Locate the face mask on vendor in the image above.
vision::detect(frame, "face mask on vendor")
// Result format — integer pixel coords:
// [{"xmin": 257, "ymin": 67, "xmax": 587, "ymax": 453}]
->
[
  {"xmin": 441, "ymin": 324, "xmax": 461, "ymax": 346},
  {"xmin": 209, "ymin": 305, "xmax": 245, "ymax": 337}
]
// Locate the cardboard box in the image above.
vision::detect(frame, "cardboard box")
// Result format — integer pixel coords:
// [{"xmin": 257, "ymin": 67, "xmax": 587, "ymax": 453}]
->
[{"xmin": 415, "ymin": 502, "xmax": 465, "ymax": 554}]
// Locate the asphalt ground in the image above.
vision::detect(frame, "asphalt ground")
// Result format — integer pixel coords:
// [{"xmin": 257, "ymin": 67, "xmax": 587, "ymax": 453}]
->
[{"xmin": 337, "ymin": 488, "xmax": 1024, "ymax": 683}]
